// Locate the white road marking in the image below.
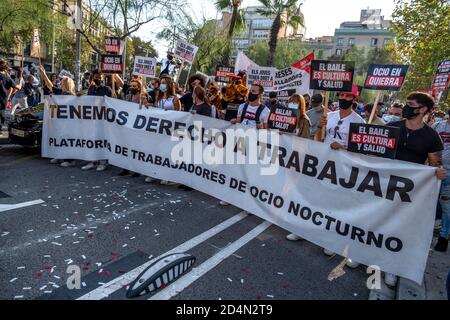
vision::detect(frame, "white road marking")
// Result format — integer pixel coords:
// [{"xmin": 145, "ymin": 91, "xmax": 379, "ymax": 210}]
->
[
  {"xmin": 149, "ymin": 221, "xmax": 271, "ymax": 300},
  {"xmin": 77, "ymin": 212, "xmax": 248, "ymax": 300},
  {"xmin": 0, "ymin": 199, "xmax": 45, "ymax": 213}
]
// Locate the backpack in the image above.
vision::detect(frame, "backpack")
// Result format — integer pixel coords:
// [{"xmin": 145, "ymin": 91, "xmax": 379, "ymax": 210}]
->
[{"xmin": 241, "ymin": 103, "xmax": 266, "ymax": 125}]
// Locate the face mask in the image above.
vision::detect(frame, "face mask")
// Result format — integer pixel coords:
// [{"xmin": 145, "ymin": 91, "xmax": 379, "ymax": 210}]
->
[
  {"xmin": 403, "ymin": 104, "xmax": 421, "ymax": 120},
  {"xmin": 148, "ymin": 85, "xmax": 154, "ymax": 91},
  {"xmin": 339, "ymin": 99, "xmax": 353, "ymax": 110},
  {"xmin": 248, "ymin": 92, "xmax": 259, "ymax": 102},
  {"xmin": 160, "ymin": 84, "xmax": 168, "ymax": 93},
  {"xmin": 129, "ymin": 88, "xmax": 139, "ymax": 95},
  {"xmin": 382, "ymin": 114, "xmax": 401, "ymax": 123},
  {"xmin": 288, "ymin": 103, "xmax": 298, "ymax": 110}
]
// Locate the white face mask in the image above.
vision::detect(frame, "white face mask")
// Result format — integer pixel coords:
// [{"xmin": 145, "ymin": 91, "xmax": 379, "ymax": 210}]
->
[
  {"xmin": 382, "ymin": 114, "xmax": 401, "ymax": 123},
  {"xmin": 287, "ymin": 103, "xmax": 298, "ymax": 110}
]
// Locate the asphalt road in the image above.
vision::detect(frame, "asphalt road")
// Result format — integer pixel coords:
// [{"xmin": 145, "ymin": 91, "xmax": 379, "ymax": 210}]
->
[{"xmin": 0, "ymin": 140, "xmax": 370, "ymax": 300}]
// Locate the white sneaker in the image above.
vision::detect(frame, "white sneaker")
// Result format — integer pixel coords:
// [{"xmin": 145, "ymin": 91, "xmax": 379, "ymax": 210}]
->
[
  {"xmin": 50, "ymin": 158, "xmax": 63, "ymax": 164},
  {"xmin": 145, "ymin": 177, "xmax": 155, "ymax": 183},
  {"xmin": 384, "ymin": 273, "xmax": 398, "ymax": 287},
  {"xmin": 323, "ymin": 248, "xmax": 335, "ymax": 256},
  {"xmin": 82, "ymin": 162, "xmax": 96, "ymax": 171},
  {"xmin": 345, "ymin": 259, "xmax": 360, "ymax": 269},
  {"xmin": 219, "ymin": 201, "xmax": 230, "ymax": 206},
  {"xmin": 96, "ymin": 164, "xmax": 107, "ymax": 172},
  {"xmin": 60, "ymin": 161, "xmax": 76, "ymax": 167},
  {"xmin": 286, "ymin": 233, "xmax": 303, "ymax": 241}
]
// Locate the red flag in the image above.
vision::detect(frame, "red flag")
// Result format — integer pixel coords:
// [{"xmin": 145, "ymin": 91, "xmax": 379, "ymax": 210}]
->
[{"xmin": 292, "ymin": 52, "xmax": 315, "ymax": 74}]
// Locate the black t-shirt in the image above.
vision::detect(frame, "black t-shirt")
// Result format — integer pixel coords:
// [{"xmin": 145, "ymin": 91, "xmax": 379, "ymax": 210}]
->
[
  {"xmin": 87, "ymin": 85, "xmax": 112, "ymax": 97},
  {"xmin": 390, "ymin": 120, "xmax": 444, "ymax": 164},
  {"xmin": 0, "ymin": 73, "xmax": 15, "ymax": 109},
  {"xmin": 192, "ymin": 103, "xmax": 211, "ymax": 117},
  {"xmin": 180, "ymin": 92, "xmax": 193, "ymax": 112}
]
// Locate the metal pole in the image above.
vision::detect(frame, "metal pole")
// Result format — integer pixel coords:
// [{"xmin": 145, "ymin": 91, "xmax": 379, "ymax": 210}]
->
[
  {"xmin": 51, "ymin": 23, "xmax": 56, "ymax": 73},
  {"xmin": 75, "ymin": 0, "xmax": 82, "ymax": 91},
  {"xmin": 122, "ymin": 0, "xmax": 128, "ymax": 80}
]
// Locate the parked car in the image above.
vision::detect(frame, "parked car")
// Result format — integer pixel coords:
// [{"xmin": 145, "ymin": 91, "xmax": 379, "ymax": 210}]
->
[{"xmin": 8, "ymin": 103, "xmax": 43, "ymax": 149}]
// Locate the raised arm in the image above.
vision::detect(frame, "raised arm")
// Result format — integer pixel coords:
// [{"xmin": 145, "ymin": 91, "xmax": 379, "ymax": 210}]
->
[{"xmin": 37, "ymin": 65, "xmax": 53, "ymax": 91}]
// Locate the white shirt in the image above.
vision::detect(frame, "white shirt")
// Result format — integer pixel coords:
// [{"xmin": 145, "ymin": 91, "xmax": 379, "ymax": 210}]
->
[
  {"xmin": 324, "ymin": 110, "xmax": 365, "ymax": 147},
  {"xmin": 156, "ymin": 97, "xmax": 175, "ymax": 111},
  {"xmin": 237, "ymin": 103, "xmax": 270, "ymax": 128}
]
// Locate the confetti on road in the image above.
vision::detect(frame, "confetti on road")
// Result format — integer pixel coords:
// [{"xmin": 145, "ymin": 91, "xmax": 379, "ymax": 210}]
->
[
  {"xmin": 51, "ymin": 242, "xmax": 62, "ymax": 246},
  {"xmin": 22, "ymin": 287, "xmax": 32, "ymax": 290},
  {"xmin": 39, "ymin": 285, "xmax": 47, "ymax": 291},
  {"xmin": 277, "ymin": 272, "xmax": 284, "ymax": 276},
  {"xmin": 17, "ymin": 266, "xmax": 25, "ymax": 270},
  {"xmin": 14, "ymin": 296, "xmax": 24, "ymax": 299},
  {"xmin": 9, "ymin": 278, "xmax": 18, "ymax": 283},
  {"xmin": 227, "ymin": 278, "xmax": 233, "ymax": 282},
  {"xmin": 266, "ymin": 295, "xmax": 274, "ymax": 298}
]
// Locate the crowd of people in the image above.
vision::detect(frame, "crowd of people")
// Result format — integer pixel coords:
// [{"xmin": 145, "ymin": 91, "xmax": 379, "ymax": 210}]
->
[{"xmin": 0, "ymin": 57, "xmax": 449, "ymax": 292}]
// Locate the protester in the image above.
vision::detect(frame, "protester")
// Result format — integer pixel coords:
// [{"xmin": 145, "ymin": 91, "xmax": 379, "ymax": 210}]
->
[
  {"xmin": 190, "ymin": 86, "xmax": 212, "ymax": 117},
  {"xmin": 146, "ymin": 75, "xmax": 180, "ymax": 185},
  {"xmin": 0, "ymin": 59, "xmax": 23, "ymax": 130},
  {"xmin": 364, "ymin": 103, "xmax": 386, "ymax": 126},
  {"xmin": 24, "ymin": 75, "xmax": 40, "ymax": 107},
  {"xmin": 159, "ymin": 51, "xmax": 178, "ymax": 77},
  {"xmin": 39, "ymin": 66, "xmax": 78, "ymax": 167},
  {"xmin": 381, "ymin": 92, "xmax": 446, "ymax": 286},
  {"xmin": 286, "ymin": 94, "xmax": 311, "ymax": 138},
  {"xmin": 382, "ymin": 102, "xmax": 403, "ymax": 124},
  {"xmin": 180, "ymin": 75, "xmax": 205, "ymax": 112},
  {"xmin": 42, "ymin": 73, "xmax": 59, "ymax": 96},
  {"xmin": 231, "ymin": 83, "xmax": 270, "ymax": 129},
  {"xmin": 309, "ymin": 85, "xmax": 365, "ymax": 268},
  {"xmin": 303, "ymin": 93, "xmax": 311, "ymax": 110},
  {"xmin": 147, "ymin": 78, "xmax": 160, "ymax": 105},
  {"xmin": 265, "ymin": 91, "xmax": 279, "ymax": 111},
  {"xmin": 82, "ymin": 69, "xmax": 112, "ymax": 172},
  {"xmin": 432, "ymin": 109, "xmax": 450, "ymax": 252},
  {"xmin": 306, "ymin": 93, "xmax": 324, "ymax": 139}
]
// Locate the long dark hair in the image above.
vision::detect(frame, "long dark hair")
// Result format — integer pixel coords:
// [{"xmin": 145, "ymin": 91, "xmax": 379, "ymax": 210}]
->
[
  {"xmin": 156, "ymin": 75, "xmax": 175, "ymax": 102},
  {"xmin": 193, "ymin": 86, "xmax": 210, "ymax": 106}
]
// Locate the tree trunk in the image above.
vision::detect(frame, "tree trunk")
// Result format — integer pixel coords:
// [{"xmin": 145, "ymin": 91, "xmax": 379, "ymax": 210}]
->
[
  {"xmin": 268, "ymin": 14, "xmax": 281, "ymax": 67},
  {"xmin": 221, "ymin": 4, "xmax": 239, "ymax": 66}
]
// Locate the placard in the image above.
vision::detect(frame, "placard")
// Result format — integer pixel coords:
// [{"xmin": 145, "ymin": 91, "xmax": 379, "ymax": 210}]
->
[
  {"xmin": 132, "ymin": 56, "xmax": 157, "ymax": 78},
  {"xmin": 105, "ymin": 37, "xmax": 121, "ymax": 54},
  {"xmin": 310, "ymin": 60, "xmax": 354, "ymax": 92},
  {"xmin": 175, "ymin": 40, "xmax": 199, "ymax": 63},
  {"xmin": 348, "ymin": 123, "xmax": 400, "ymax": 159},
  {"xmin": 364, "ymin": 64, "xmax": 409, "ymax": 91},
  {"xmin": 247, "ymin": 66, "xmax": 276, "ymax": 90},
  {"xmin": 268, "ymin": 106, "xmax": 299, "ymax": 133},
  {"xmin": 432, "ymin": 59, "xmax": 450, "ymax": 90},
  {"xmin": 215, "ymin": 66, "xmax": 235, "ymax": 83},
  {"xmin": 101, "ymin": 54, "xmax": 123, "ymax": 74}
]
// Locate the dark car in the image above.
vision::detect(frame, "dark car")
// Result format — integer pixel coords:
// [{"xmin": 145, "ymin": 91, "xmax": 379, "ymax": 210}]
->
[{"xmin": 8, "ymin": 103, "xmax": 44, "ymax": 149}]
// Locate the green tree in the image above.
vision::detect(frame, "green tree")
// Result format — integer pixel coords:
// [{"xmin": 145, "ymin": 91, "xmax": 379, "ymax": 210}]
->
[
  {"xmin": 256, "ymin": 0, "xmax": 304, "ymax": 66},
  {"xmin": 248, "ymin": 38, "xmax": 308, "ymax": 68},
  {"xmin": 390, "ymin": 0, "xmax": 450, "ymax": 99}
]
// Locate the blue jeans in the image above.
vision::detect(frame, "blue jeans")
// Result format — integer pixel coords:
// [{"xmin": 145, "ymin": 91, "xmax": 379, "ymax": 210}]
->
[{"xmin": 439, "ymin": 176, "xmax": 450, "ymax": 238}]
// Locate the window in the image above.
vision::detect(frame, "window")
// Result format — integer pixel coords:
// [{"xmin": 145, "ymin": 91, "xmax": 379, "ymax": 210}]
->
[
  {"xmin": 252, "ymin": 19, "xmax": 273, "ymax": 29},
  {"xmin": 383, "ymin": 38, "xmax": 390, "ymax": 46},
  {"xmin": 348, "ymin": 38, "xmax": 355, "ymax": 46},
  {"xmin": 371, "ymin": 38, "xmax": 378, "ymax": 46},
  {"xmin": 336, "ymin": 49, "xmax": 342, "ymax": 56},
  {"xmin": 253, "ymin": 30, "xmax": 269, "ymax": 39},
  {"xmin": 337, "ymin": 38, "xmax": 344, "ymax": 46}
]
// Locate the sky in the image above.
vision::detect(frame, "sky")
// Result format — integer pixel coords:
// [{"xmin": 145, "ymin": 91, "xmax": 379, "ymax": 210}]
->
[{"xmin": 137, "ymin": 0, "xmax": 396, "ymax": 59}]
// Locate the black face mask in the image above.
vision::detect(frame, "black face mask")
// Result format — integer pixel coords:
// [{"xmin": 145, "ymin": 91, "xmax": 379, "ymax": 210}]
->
[
  {"xmin": 129, "ymin": 88, "xmax": 139, "ymax": 95},
  {"xmin": 94, "ymin": 79, "xmax": 103, "ymax": 86},
  {"xmin": 339, "ymin": 99, "xmax": 353, "ymax": 110},
  {"xmin": 248, "ymin": 93, "xmax": 259, "ymax": 102},
  {"xmin": 403, "ymin": 104, "xmax": 422, "ymax": 120}
]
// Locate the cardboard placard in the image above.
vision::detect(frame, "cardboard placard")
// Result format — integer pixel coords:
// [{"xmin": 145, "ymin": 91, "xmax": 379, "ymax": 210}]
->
[
  {"xmin": 268, "ymin": 106, "xmax": 299, "ymax": 133},
  {"xmin": 348, "ymin": 123, "xmax": 400, "ymax": 159},
  {"xmin": 310, "ymin": 60, "xmax": 354, "ymax": 92},
  {"xmin": 215, "ymin": 66, "xmax": 235, "ymax": 83},
  {"xmin": 132, "ymin": 56, "xmax": 157, "ymax": 78},
  {"xmin": 364, "ymin": 64, "xmax": 409, "ymax": 91},
  {"xmin": 105, "ymin": 37, "xmax": 121, "ymax": 54},
  {"xmin": 101, "ymin": 54, "xmax": 123, "ymax": 74},
  {"xmin": 175, "ymin": 39, "xmax": 198, "ymax": 63},
  {"xmin": 432, "ymin": 59, "xmax": 450, "ymax": 90},
  {"xmin": 264, "ymin": 89, "xmax": 297, "ymax": 104}
]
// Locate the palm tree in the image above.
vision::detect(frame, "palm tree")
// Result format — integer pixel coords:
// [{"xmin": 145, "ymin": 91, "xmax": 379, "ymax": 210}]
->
[
  {"xmin": 215, "ymin": 0, "xmax": 245, "ymax": 65},
  {"xmin": 256, "ymin": 0, "xmax": 304, "ymax": 66}
]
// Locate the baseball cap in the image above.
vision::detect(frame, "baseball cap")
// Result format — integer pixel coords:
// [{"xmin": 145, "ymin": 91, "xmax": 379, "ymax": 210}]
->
[
  {"xmin": 339, "ymin": 85, "xmax": 359, "ymax": 100},
  {"xmin": 311, "ymin": 93, "xmax": 323, "ymax": 104}
]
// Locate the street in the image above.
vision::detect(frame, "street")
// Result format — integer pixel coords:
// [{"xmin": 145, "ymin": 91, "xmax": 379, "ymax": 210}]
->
[{"xmin": 0, "ymin": 141, "xmax": 370, "ymax": 300}]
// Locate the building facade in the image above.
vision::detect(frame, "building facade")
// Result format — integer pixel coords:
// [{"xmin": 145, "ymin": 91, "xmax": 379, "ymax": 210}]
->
[
  {"xmin": 332, "ymin": 9, "xmax": 395, "ymax": 57},
  {"xmin": 224, "ymin": 5, "xmax": 306, "ymax": 59}
]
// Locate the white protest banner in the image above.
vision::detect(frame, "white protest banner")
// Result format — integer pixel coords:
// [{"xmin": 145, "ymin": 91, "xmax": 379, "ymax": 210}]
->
[
  {"xmin": 234, "ymin": 51, "xmax": 259, "ymax": 72},
  {"xmin": 59, "ymin": 69, "xmax": 74, "ymax": 79},
  {"xmin": 42, "ymin": 95, "xmax": 440, "ymax": 285},
  {"xmin": 31, "ymin": 29, "xmax": 40, "ymax": 58},
  {"xmin": 175, "ymin": 39, "xmax": 199, "ymax": 64},
  {"xmin": 133, "ymin": 56, "xmax": 157, "ymax": 78}
]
